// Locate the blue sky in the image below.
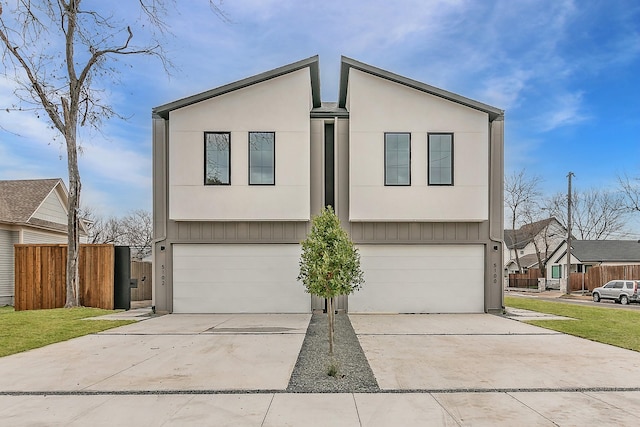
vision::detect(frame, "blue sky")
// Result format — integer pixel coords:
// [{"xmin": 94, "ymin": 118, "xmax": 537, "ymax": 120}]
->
[{"xmin": 1, "ymin": 0, "xmax": 639, "ymax": 231}]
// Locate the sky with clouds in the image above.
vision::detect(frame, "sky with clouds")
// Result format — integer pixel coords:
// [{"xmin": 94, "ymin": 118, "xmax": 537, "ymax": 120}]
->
[{"xmin": 1, "ymin": 0, "xmax": 639, "ymax": 232}]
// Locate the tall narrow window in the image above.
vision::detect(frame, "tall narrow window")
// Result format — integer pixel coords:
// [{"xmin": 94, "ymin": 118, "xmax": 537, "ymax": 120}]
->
[
  {"xmin": 385, "ymin": 133, "xmax": 410, "ymax": 186},
  {"xmin": 324, "ymin": 123, "xmax": 335, "ymax": 208},
  {"xmin": 204, "ymin": 132, "xmax": 230, "ymax": 185},
  {"xmin": 249, "ymin": 132, "xmax": 275, "ymax": 185},
  {"xmin": 428, "ymin": 133, "xmax": 453, "ymax": 185}
]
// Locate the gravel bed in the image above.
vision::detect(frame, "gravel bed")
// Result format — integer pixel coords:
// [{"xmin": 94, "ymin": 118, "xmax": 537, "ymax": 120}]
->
[{"xmin": 287, "ymin": 313, "xmax": 379, "ymax": 393}]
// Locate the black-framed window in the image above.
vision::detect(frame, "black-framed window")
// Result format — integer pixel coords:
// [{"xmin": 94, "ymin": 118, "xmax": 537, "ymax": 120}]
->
[
  {"xmin": 384, "ymin": 132, "xmax": 410, "ymax": 186},
  {"xmin": 249, "ymin": 132, "xmax": 275, "ymax": 185},
  {"xmin": 428, "ymin": 133, "xmax": 453, "ymax": 185},
  {"xmin": 204, "ymin": 132, "xmax": 230, "ymax": 185}
]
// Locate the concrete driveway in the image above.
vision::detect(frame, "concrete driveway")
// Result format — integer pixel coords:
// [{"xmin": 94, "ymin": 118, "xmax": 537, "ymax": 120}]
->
[{"xmin": 2, "ymin": 312, "xmax": 640, "ymax": 426}]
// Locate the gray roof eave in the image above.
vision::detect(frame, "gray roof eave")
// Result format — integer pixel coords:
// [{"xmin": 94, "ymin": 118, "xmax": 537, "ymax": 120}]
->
[
  {"xmin": 153, "ymin": 55, "xmax": 321, "ymax": 119},
  {"xmin": 338, "ymin": 56, "xmax": 504, "ymax": 122}
]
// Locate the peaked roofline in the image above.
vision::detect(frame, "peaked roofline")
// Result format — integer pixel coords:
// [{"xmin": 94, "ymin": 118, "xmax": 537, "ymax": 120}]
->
[
  {"xmin": 153, "ymin": 55, "xmax": 321, "ymax": 119},
  {"xmin": 27, "ymin": 178, "xmax": 68, "ymax": 223},
  {"xmin": 338, "ymin": 56, "xmax": 504, "ymax": 122},
  {"xmin": 0, "ymin": 178, "xmax": 64, "ymax": 223}
]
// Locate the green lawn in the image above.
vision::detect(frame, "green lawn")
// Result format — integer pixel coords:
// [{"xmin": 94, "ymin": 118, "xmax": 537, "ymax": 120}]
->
[
  {"xmin": 0, "ymin": 306, "xmax": 135, "ymax": 358},
  {"xmin": 504, "ymin": 296, "xmax": 640, "ymax": 352}
]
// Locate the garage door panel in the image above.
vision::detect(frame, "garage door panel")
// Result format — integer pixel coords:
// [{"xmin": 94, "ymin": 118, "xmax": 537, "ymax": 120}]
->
[
  {"xmin": 175, "ymin": 265, "xmax": 298, "ymax": 283},
  {"xmin": 173, "ymin": 244, "xmax": 309, "ymax": 313},
  {"xmin": 361, "ymin": 268, "xmax": 482, "ymax": 283},
  {"xmin": 174, "ymin": 255, "xmax": 292, "ymax": 270},
  {"xmin": 350, "ymin": 245, "xmax": 484, "ymax": 313}
]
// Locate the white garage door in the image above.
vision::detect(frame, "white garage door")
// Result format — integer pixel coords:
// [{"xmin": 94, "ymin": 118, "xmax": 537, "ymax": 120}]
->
[
  {"xmin": 349, "ymin": 245, "xmax": 485, "ymax": 313},
  {"xmin": 172, "ymin": 244, "xmax": 309, "ymax": 313}
]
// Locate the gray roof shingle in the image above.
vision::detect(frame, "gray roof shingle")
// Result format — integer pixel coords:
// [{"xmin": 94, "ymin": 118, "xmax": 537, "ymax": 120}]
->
[
  {"xmin": 504, "ymin": 218, "xmax": 560, "ymax": 250},
  {"xmin": 0, "ymin": 178, "xmax": 63, "ymax": 223},
  {"xmin": 571, "ymin": 240, "xmax": 640, "ymax": 263}
]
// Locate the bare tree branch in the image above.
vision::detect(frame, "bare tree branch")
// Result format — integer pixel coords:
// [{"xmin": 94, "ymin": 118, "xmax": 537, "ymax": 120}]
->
[
  {"xmin": 1, "ymin": 0, "xmax": 226, "ymax": 307},
  {"xmin": 619, "ymin": 173, "xmax": 640, "ymax": 213},
  {"xmin": 504, "ymin": 169, "xmax": 542, "ymax": 271},
  {"xmin": 82, "ymin": 208, "xmax": 152, "ymax": 258},
  {"xmin": 548, "ymin": 188, "xmax": 629, "ymax": 240}
]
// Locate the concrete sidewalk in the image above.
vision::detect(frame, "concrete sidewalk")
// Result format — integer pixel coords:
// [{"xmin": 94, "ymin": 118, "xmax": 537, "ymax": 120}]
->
[{"xmin": 1, "ymin": 312, "xmax": 640, "ymax": 426}]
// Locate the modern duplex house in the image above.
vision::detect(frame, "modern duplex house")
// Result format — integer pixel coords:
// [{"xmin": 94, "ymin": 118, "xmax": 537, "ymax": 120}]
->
[{"xmin": 152, "ymin": 56, "xmax": 504, "ymax": 314}]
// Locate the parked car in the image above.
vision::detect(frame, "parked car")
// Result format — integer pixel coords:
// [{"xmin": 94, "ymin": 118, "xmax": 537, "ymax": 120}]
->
[{"xmin": 592, "ymin": 280, "xmax": 640, "ymax": 305}]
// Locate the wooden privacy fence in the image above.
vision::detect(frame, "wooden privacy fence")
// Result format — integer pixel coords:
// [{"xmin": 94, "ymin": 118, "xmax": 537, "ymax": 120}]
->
[
  {"xmin": 14, "ymin": 244, "xmax": 114, "ymax": 311},
  {"xmin": 569, "ymin": 265, "xmax": 640, "ymax": 292},
  {"xmin": 130, "ymin": 260, "xmax": 152, "ymax": 301},
  {"xmin": 508, "ymin": 268, "xmax": 542, "ymax": 289}
]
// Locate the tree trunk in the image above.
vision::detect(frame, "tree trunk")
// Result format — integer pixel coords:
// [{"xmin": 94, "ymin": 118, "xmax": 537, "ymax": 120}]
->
[
  {"xmin": 327, "ymin": 297, "xmax": 334, "ymax": 355},
  {"xmin": 331, "ymin": 297, "xmax": 335, "ymax": 333},
  {"xmin": 512, "ymin": 218, "xmax": 523, "ymax": 272},
  {"xmin": 64, "ymin": 130, "xmax": 81, "ymax": 308}
]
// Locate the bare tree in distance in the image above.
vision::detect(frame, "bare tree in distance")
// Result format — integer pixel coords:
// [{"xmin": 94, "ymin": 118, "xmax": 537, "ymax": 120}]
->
[
  {"xmin": 0, "ymin": 1, "xmax": 225, "ymax": 307},
  {"xmin": 547, "ymin": 188, "xmax": 629, "ymax": 240},
  {"xmin": 120, "ymin": 210, "xmax": 153, "ymax": 259},
  {"xmin": 80, "ymin": 206, "xmax": 124, "ymax": 245},
  {"xmin": 517, "ymin": 215, "xmax": 562, "ymax": 278},
  {"xmin": 504, "ymin": 169, "xmax": 542, "ymax": 272},
  {"xmin": 619, "ymin": 174, "xmax": 640, "ymax": 213},
  {"xmin": 81, "ymin": 208, "xmax": 152, "ymax": 259}
]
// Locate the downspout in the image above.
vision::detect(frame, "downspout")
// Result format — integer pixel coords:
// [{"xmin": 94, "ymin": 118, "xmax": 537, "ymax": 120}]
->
[
  {"xmin": 151, "ymin": 113, "xmax": 169, "ymax": 314},
  {"xmin": 488, "ymin": 116, "xmax": 505, "ymax": 245},
  {"xmin": 488, "ymin": 115, "xmax": 506, "ymax": 311},
  {"xmin": 333, "ymin": 116, "xmax": 339, "ymax": 218}
]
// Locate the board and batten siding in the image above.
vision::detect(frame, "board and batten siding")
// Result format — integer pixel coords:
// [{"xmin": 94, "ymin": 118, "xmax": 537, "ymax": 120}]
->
[
  {"xmin": 31, "ymin": 190, "xmax": 68, "ymax": 225},
  {"xmin": 0, "ymin": 229, "xmax": 18, "ymax": 305}
]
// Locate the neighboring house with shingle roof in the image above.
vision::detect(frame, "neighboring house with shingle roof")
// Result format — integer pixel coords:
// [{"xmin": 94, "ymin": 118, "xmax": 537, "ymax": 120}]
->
[
  {"xmin": 0, "ymin": 178, "xmax": 87, "ymax": 306},
  {"xmin": 504, "ymin": 217, "xmax": 566, "ymax": 275},
  {"xmin": 545, "ymin": 240, "xmax": 640, "ymax": 281}
]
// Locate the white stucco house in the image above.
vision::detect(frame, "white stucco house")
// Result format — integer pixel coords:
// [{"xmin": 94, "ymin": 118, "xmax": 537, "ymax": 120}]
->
[
  {"xmin": 151, "ymin": 56, "xmax": 504, "ymax": 314},
  {"xmin": 0, "ymin": 178, "xmax": 87, "ymax": 306}
]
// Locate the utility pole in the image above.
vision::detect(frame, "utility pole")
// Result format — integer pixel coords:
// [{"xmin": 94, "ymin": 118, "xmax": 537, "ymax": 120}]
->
[{"xmin": 565, "ymin": 172, "xmax": 574, "ymax": 295}]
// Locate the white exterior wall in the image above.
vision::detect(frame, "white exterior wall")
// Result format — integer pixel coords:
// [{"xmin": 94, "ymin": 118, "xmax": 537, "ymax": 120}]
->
[
  {"xmin": 169, "ymin": 69, "xmax": 312, "ymax": 221},
  {"xmin": 347, "ymin": 69, "xmax": 489, "ymax": 222},
  {"xmin": 31, "ymin": 189, "xmax": 67, "ymax": 225},
  {"xmin": 22, "ymin": 229, "xmax": 67, "ymax": 244}
]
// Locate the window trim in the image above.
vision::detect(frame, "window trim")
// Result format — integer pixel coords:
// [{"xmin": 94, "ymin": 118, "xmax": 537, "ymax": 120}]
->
[
  {"xmin": 427, "ymin": 132, "xmax": 454, "ymax": 186},
  {"xmin": 384, "ymin": 132, "xmax": 411, "ymax": 186},
  {"xmin": 248, "ymin": 131, "xmax": 276, "ymax": 186},
  {"xmin": 204, "ymin": 131, "xmax": 231, "ymax": 186}
]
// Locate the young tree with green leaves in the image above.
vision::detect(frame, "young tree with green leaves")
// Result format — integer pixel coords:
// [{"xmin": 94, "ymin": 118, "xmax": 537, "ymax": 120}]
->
[{"xmin": 298, "ymin": 206, "xmax": 364, "ymax": 355}]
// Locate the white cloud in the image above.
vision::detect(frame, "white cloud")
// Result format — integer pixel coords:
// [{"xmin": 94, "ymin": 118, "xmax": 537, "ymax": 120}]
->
[
  {"xmin": 79, "ymin": 137, "xmax": 151, "ymax": 190},
  {"xmin": 538, "ymin": 92, "xmax": 590, "ymax": 132},
  {"xmin": 479, "ymin": 70, "xmax": 532, "ymax": 110}
]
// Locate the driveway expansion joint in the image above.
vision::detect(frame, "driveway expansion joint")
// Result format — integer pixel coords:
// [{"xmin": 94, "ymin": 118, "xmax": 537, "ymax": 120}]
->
[{"xmin": 4, "ymin": 387, "xmax": 640, "ymax": 396}]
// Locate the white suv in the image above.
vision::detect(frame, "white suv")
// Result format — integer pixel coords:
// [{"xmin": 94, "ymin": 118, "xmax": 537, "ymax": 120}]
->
[{"xmin": 592, "ymin": 280, "xmax": 640, "ymax": 305}]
